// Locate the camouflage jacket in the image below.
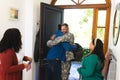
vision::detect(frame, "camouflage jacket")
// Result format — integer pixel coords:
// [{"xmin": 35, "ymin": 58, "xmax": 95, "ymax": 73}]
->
[
  {"xmin": 48, "ymin": 32, "xmax": 75, "ymax": 61},
  {"xmin": 50, "ymin": 32, "xmax": 74, "ymax": 45}
]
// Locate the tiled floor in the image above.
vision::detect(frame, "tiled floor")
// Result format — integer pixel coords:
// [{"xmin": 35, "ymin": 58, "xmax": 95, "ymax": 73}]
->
[{"xmin": 68, "ymin": 61, "xmax": 81, "ymax": 80}]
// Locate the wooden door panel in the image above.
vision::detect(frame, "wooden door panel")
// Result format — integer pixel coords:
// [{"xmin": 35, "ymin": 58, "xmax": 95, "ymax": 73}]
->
[
  {"xmin": 40, "ymin": 2, "xmax": 63, "ymax": 59},
  {"xmin": 39, "ymin": 3, "xmax": 63, "ymax": 80}
]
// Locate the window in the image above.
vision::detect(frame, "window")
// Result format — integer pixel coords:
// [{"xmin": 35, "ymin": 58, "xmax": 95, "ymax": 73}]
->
[
  {"xmin": 97, "ymin": 28, "xmax": 105, "ymax": 42},
  {"xmin": 55, "ymin": 0, "xmax": 106, "ymax": 5},
  {"xmin": 97, "ymin": 10, "xmax": 106, "ymax": 42},
  {"xmin": 64, "ymin": 9, "xmax": 93, "ymax": 48},
  {"xmin": 98, "ymin": 10, "xmax": 106, "ymax": 27},
  {"xmin": 53, "ymin": 0, "xmax": 111, "ymax": 53}
]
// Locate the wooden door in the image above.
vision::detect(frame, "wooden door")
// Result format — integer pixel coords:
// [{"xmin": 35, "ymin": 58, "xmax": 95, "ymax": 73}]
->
[
  {"xmin": 39, "ymin": 2, "xmax": 63, "ymax": 59},
  {"xmin": 39, "ymin": 2, "xmax": 63, "ymax": 80}
]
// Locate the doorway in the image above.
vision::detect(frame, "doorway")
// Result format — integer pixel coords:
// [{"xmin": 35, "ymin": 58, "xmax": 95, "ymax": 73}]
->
[
  {"xmin": 64, "ymin": 9, "xmax": 93, "ymax": 80},
  {"xmin": 39, "ymin": 2, "xmax": 111, "ymax": 80}
]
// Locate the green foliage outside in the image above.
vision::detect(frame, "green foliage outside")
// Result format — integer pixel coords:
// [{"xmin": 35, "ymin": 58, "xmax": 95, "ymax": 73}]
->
[
  {"xmin": 83, "ymin": 48, "xmax": 90, "ymax": 56},
  {"xmin": 79, "ymin": 9, "xmax": 93, "ymax": 25},
  {"xmin": 97, "ymin": 28, "xmax": 105, "ymax": 41}
]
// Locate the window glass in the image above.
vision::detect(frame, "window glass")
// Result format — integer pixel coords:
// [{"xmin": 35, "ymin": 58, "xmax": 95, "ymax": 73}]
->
[
  {"xmin": 98, "ymin": 10, "xmax": 106, "ymax": 27},
  {"xmin": 64, "ymin": 9, "xmax": 93, "ymax": 48},
  {"xmin": 56, "ymin": 0, "xmax": 74, "ymax": 5},
  {"xmin": 83, "ymin": 0, "xmax": 106, "ymax": 4},
  {"xmin": 97, "ymin": 28, "xmax": 105, "ymax": 42},
  {"xmin": 55, "ymin": 0, "xmax": 106, "ymax": 5}
]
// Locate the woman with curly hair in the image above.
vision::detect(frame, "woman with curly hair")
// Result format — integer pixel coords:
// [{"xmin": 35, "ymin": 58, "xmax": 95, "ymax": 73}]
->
[{"xmin": 0, "ymin": 28, "xmax": 32, "ymax": 80}]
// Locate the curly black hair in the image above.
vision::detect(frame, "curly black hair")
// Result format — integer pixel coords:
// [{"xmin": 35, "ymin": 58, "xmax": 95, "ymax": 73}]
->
[{"xmin": 0, "ymin": 28, "xmax": 22, "ymax": 53}]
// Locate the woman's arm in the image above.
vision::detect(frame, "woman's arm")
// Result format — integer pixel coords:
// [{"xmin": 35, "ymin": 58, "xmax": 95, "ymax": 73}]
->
[
  {"xmin": 77, "ymin": 55, "xmax": 98, "ymax": 77},
  {"xmin": 50, "ymin": 34, "xmax": 56, "ymax": 40},
  {"xmin": 48, "ymin": 33, "xmax": 74, "ymax": 46},
  {"xmin": 102, "ymin": 50, "xmax": 112, "ymax": 80},
  {"xmin": 6, "ymin": 63, "xmax": 27, "ymax": 73},
  {"xmin": 6, "ymin": 52, "xmax": 28, "ymax": 73}
]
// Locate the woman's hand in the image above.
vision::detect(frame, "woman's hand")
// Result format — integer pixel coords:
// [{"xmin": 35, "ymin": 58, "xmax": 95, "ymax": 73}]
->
[
  {"xmin": 23, "ymin": 63, "xmax": 32, "ymax": 71},
  {"xmin": 23, "ymin": 63, "xmax": 29, "ymax": 68},
  {"xmin": 23, "ymin": 56, "xmax": 32, "ymax": 63},
  {"xmin": 105, "ymin": 49, "xmax": 112, "ymax": 61},
  {"xmin": 50, "ymin": 34, "xmax": 56, "ymax": 40},
  {"xmin": 27, "ymin": 56, "xmax": 32, "ymax": 62}
]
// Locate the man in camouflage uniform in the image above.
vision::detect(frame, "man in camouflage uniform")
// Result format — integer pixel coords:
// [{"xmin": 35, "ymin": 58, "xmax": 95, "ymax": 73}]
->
[{"xmin": 47, "ymin": 23, "xmax": 76, "ymax": 80}]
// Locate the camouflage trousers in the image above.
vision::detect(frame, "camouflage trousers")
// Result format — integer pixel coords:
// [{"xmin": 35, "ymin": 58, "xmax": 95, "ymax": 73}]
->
[
  {"xmin": 61, "ymin": 51, "xmax": 74, "ymax": 80},
  {"xmin": 61, "ymin": 61, "xmax": 71, "ymax": 80}
]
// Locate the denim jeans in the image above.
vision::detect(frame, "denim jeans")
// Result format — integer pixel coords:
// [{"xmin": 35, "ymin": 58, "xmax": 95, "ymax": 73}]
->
[{"xmin": 46, "ymin": 60, "xmax": 62, "ymax": 80}]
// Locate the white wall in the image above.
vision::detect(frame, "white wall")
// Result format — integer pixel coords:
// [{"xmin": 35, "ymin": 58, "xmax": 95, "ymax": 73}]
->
[
  {"xmin": 0, "ymin": 0, "xmax": 25, "ymax": 40},
  {"xmin": 0, "ymin": 0, "xmax": 26, "ymax": 56},
  {"xmin": 108, "ymin": 0, "xmax": 120, "ymax": 80},
  {"xmin": 0, "ymin": 0, "xmax": 51, "ymax": 80},
  {"xmin": 21, "ymin": 0, "xmax": 52, "ymax": 79}
]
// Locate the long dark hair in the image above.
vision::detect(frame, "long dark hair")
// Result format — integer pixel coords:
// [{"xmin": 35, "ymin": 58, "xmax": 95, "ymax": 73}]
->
[
  {"xmin": 0, "ymin": 28, "xmax": 22, "ymax": 53},
  {"xmin": 91, "ymin": 38, "xmax": 105, "ymax": 68}
]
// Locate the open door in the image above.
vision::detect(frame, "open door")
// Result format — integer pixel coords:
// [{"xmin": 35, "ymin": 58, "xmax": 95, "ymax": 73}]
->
[
  {"xmin": 39, "ymin": 2, "xmax": 64, "ymax": 80},
  {"xmin": 39, "ymin": 2, "xmax": 64, "ymax": 59}
]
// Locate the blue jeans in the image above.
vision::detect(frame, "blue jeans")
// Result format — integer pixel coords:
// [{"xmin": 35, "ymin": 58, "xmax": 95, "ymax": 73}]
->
[{"xmin": 46, "ymin": 60, "xmax": 62, "ymax": 80}]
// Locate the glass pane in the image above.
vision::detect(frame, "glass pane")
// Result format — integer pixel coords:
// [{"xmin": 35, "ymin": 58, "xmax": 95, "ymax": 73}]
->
[
  {"xmin": 64, "ymin": 9, "xmax": 93, "ymax": 48},
  {"xmin": 83, "ymin": 0, "xmax": 106, "ymax": 4},
  {"xmin": 98, "ymin": 10, "xmax": 106, "ymax": 27},
  {"xmin": 55, "ymin": 0, "xmax": 106, "ymax": 5},
  {"xmin": 97, "ymin": 28, "xmax": 105, "ymax": 42},
  {"xmin": 56, "ymin": 0, "xmax": 74, "ymax": 5}
]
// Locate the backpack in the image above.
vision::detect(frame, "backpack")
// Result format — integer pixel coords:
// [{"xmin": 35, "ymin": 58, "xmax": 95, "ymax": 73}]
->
[{"xmin": 73, "ymin": 43, "xmax": 83, "ymax": 61}]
